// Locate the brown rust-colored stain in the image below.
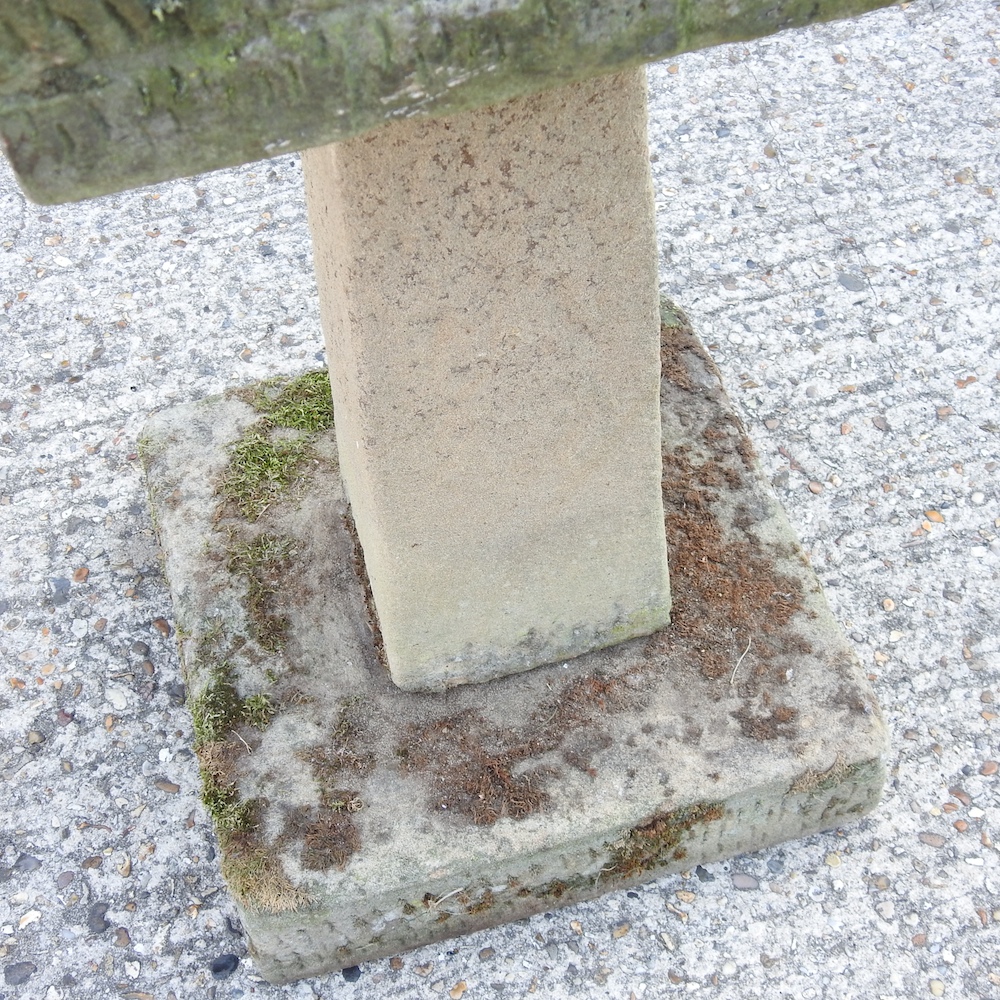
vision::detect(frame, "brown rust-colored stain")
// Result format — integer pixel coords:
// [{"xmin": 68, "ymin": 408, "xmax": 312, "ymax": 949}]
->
[
  {"xmin": 658, "ymin": 458, "xmax": 802, "ymax": 657},
  {"xmin": 733, "ymin": 705, "xmax": 799, "ymax": 740},
  {"xmin": 397, "ymin": 708, "xmax": 550, "ymax": 823},
  {"xmin": 653, "ymin": 317, "xmax": 808, "ymax": 701},
  {"xmin": 304, "ymin": 809, "xmax": 362, "ymax": 870},
  {"xmin": 382, "ymin": 315, "xmax": 818, "ymax": 824},
  {"xmin": 465, "ymin": 888, "xmax": 495, "ymax": 915},
  {"xmin": 395, "ymin": 669, "xmax": 651, "ymax": 824},
  {"xmin": 297, "ymin": 697, "xmax": 376, "ymax": 785},
  {"xmin": 278, "ymin": 798, "xmax": 363, "ymax": 871},
  {"xmin": 660, "ymin": 316, "xmax": 697, "ymax": 391},
  {"xmin": 197, "ymin": 738, "xmax": 241, "ymax": 787}
]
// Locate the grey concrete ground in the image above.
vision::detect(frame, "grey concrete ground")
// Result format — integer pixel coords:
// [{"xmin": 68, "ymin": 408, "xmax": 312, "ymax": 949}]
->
[{"xmin": 0, "ymin": 0, "xmax": 997, "ymax": 998}]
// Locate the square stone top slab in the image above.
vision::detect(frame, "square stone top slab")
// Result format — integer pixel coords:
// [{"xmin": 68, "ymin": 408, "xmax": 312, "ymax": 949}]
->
[{"xmin": 2, "ymin": 0, "xmax": 892, "ymax": 204}]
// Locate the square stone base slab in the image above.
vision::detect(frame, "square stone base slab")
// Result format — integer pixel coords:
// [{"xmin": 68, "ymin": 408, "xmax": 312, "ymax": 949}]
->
[{"xmin": 141, "ymin": 307, "xmax": 888, "ymax": 985}]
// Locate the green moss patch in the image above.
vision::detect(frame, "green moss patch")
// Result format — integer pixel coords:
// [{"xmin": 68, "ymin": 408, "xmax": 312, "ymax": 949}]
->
[
  {"xmin": 233, "ymin": 370, "xmax": 335, "ymax": 433},
  {"xmin": 242, "ymin": 692, "xmax": 276, "ymax": 730},
  {"xmin": 220, "ymin": 370, "xmax": 334, "ymax": 521},
  {"xmin": 188, "ymin": 654, "xmax": 300, "ymax": 912},
  {"xmin": 181, "ymin": 371, "xmax": 338, "ymax": 914},
  {"xmin": 608, "ymin": 802, "xmax": 725, "ymax": 879},
  {"xmin": 200, "ymin": 767, "xmax": 259, "ymax": 832},
  {"xmin": 220, "ymin": 427, "xmax": 310, "ymax": 521},
  {"xmin": 190, "ymin": 665, "xmax": 243, "ymax": 749},
  {"xmin": 227, "ymin": 533, "xmax": 297, "ymax": 652}
]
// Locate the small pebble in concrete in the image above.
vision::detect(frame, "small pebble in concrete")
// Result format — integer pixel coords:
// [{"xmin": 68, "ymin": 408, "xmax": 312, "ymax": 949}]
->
[
  {"xmin": 950, "ymin": 788, "xmax": 972, "ymax": 807},
  {"xmin": 4, "ymin": 962, "xmax": 37, "ymax": 986},
  {"xmin": 210, "ymin": 954, "xmax": 239, "ymax": 980},
  {"xmin": 732, "ymin": 872, "xmax": 759, "ymax": 890},
  {"xmin": 88, "ymin": 902, "xmax": 111, "ymax": 934},
  {"xmin": 837, "ymin": 272, "xmax": 866, "ymax": 291},
  {"xmin": 342, "ymin": 965, "xmax": 362, "ymax": 982},
  {"xmin": 164, "ymin": 680, "xmax": 186, "ymax": 705}
]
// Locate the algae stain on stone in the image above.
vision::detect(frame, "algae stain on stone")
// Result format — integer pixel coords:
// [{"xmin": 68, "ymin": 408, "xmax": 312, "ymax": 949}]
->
[
  {"xmin": 789, "ymin": 755, "xmax": 884, "ymax": 796},
  {"xmin": 605, "ymin": 600, "xmax": 672, "ymax": 646}
]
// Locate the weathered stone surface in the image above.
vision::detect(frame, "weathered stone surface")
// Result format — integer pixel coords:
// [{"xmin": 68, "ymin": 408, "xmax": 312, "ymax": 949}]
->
[
  {"xmin": 1, "ymin": 0, "xmax": 895, "ymax": 203},
  {"xmin": 141, "ymin": 310, "xmax": 888, "ymax": 984},
  {"xmin": 303, "ymin": 69, "xmax": 669, "ymax": 690}
]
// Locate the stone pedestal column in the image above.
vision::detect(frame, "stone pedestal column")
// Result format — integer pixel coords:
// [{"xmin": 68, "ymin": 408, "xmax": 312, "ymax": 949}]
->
[{"xmin": 303, "ymin": 69, "xmax": 670, "ymax": 692}]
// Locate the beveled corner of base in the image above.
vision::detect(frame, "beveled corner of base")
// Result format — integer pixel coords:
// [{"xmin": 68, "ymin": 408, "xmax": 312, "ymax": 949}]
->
[{"xmin": 142, "ymin": 317, "xmax": 888, "ymax": 985}]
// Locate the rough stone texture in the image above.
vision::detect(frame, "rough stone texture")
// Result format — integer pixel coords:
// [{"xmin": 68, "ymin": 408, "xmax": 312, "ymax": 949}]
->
[
  {"xmin": 141, "ymin": 310, "xmax": 888, "ymax": 984},
  {"xmin": 302, "ymin": 70, "xmax": 669, "ymax": 691},
  {"xmin": 0, "ymin": 0, "xmax": 896, "ymax": 203}
]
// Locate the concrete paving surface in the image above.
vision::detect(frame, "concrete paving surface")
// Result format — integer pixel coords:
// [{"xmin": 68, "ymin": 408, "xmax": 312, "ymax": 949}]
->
[{"xmin": 0, "ymin": 0, "xmax": 997, "ymax": 997}]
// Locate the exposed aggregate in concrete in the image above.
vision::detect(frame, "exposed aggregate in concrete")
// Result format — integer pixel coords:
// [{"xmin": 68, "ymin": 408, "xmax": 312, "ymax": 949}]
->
[{"xmin": 0, "ymin": 1, "xmax": 997, "ymax": 998}]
